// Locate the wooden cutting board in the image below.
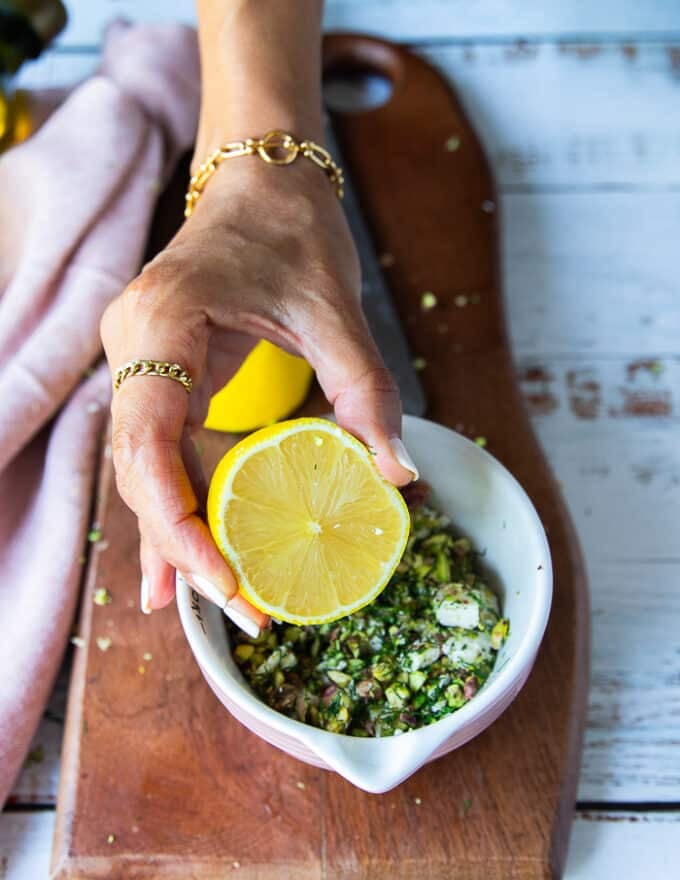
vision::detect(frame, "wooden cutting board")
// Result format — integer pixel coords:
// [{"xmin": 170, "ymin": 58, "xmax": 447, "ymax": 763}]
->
[{"xmin": 52, "ymin": 35, "xmax": 589, "ymax": 880}]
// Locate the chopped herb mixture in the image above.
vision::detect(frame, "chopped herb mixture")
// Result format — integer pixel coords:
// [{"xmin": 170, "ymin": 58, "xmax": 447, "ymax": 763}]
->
[{"xmin": 227, "ymin": 503, "xmax": 508, "ymax": 737}]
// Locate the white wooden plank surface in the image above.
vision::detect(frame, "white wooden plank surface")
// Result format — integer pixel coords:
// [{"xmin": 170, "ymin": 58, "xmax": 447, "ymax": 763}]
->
[
  {"xmin": 17, "ymin": 44, "xmax": 680, "ymax": 190},
  {"xmin": 0, "ymin": 812, "xmax": 53, "ymax": 880},
  {"xmin": 2, "ymin": 810, "xmax": 680, "ymax": 879},
  {"xmin": 55, "ymin": 1, "xmax": 680, "ymax": 47}
]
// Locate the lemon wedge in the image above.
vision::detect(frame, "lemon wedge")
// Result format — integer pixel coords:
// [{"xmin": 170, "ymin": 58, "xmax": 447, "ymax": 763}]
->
[
  {"xmin": 204, "ymin": 340, "xmax": 313, "ymax": 433},
  {"xmin": 207, "ymin": 418, "xmax": 410, "ymax": 624}
]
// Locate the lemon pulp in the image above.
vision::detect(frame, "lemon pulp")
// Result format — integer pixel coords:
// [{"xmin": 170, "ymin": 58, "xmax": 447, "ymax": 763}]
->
[{"xmin": 207, "ymin": 418, "xmax": 410, "ymax": 624}]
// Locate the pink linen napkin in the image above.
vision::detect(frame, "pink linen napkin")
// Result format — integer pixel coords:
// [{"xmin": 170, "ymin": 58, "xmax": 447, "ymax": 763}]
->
[{"xmin": 0, "ymin": 21, "xmax": 200, "ymax": 806}]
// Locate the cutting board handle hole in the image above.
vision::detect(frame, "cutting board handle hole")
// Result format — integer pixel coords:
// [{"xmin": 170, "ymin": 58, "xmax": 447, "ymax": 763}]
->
[{"xmin": 323, "ymin": 67, "xmax": 393, "ymax": 113}]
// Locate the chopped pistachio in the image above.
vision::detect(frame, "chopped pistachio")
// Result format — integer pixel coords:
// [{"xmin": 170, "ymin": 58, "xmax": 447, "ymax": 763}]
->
[
  {"xmin": 420, "ymin": 291, "xmax": 438, "ymax": 311},
  {"xmin": 96, "ymin": 636, "xmax": 112, "ymax": 652},
  {"xmin": 93, "ymin": 587, "xmax": 112, "ymax": 606},
  {"xmin": 226, "ymin": 504, "xmax": 507, "ymax": 736},
  {"xmin": 412, "ymin": 357, "xmax": 427, "ymax": 371},
  {"xmin": 491, "ymin": 618, "xmax": 510, "ymax": 650},
  {"xmin": 87, "ymin": 527, "xmax": 102, "ymax": 543},
  {"xmin": 445, "ymin": 135, "xmax": 461, "ymax": 152},
  {"xmin": 474, "ymin": 436, "xmax": 487, "ymax": 448}
]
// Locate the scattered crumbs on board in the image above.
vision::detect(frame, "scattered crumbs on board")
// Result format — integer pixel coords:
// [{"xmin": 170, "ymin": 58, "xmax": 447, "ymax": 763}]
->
[
  {"xmin": 414, "ymin": 797, "xmax": 422, "ymax": 805},
  {"xmin": 138, "ymin": 665, "xmax": 146, "ymax": 675},
  {"xmin": 87, "ymin": 527, "xmax": 102, "ymax": 543},
  {"xmin": 96, "ymin": 636, "xmax": 112, "ymax": 652},
  {"xmin": 413, "ymin": 357, "xmax": 427, "ymax": 371},
  {"xmin": 474, "ymin": 437, "xmax": 487, "ymax": 448},
  {"xmin": 454, "ymin": 294, "xmax": 468, "ymax": 307},
  {"xmin": 420, "ymin": 291, "xmax": 437, "ymax": 311},
  {"xmin": 24, "ymin": 746, "xmax": 44, "ymax": 767},
  {"xmin": 93, "ymin": 588, "xmax": 112, "ymax": 606},
  {"xmin": 107, "ymin": 834, "xmax": 115, "ymax": 845},
  {"xmin": 143, "ymin": 652, "xmax": 153, "ymax": 662},
  {"xmin": 445, "ymin": 135, "xmax": 460, "ymax": 151},
  {"xmin": 296, "ymin": 781, "xmax": 306, "ymax": 790}
]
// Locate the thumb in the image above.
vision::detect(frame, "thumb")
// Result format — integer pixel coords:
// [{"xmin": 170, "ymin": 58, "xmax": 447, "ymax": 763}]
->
[{"xmin": 301, "ymin": 301, "xmax": 419, "ymax": 487}]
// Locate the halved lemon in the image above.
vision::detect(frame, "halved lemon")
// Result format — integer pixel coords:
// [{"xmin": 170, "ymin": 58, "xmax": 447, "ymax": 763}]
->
[{"xmin": 207, "ymin": 417, "xmax": 410, "ymax": 624}]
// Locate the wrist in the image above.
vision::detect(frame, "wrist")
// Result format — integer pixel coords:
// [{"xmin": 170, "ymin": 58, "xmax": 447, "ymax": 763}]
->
[{"xmin": 195, "ymin": 0, "xmax": 324, "ymax": 162}]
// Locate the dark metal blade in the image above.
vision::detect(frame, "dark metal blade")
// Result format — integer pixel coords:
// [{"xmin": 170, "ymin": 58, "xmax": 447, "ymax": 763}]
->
[{"xmin": 325, "ymin": 123, "xmax": 426, "ymax": 416}]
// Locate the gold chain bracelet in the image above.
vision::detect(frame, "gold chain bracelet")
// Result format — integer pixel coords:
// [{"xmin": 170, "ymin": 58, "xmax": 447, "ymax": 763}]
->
[{"xmin": 185, "ymin": 129, "xmax": 344, "ymax": 218}]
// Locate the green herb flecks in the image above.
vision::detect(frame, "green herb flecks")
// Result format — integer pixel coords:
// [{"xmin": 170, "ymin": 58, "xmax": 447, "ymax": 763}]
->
[{"xmin": 227, "ymin": 504, "xmax": 508, "ymax": 737}]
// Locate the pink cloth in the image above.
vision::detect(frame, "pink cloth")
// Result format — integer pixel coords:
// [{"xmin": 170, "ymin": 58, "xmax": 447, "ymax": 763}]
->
[{"xmin": 0, "ymin": 22, "xmax": 200, "ymax": 806}]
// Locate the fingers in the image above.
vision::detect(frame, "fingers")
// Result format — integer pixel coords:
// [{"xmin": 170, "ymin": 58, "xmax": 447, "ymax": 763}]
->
[
  {"xmin": 101, "ymin": 287, "xmax": 263, "ymax": 632},
  {"xmin": 299, "ymin": 300, "xmax": 419, "ymax": 487},
  {"xmin": 139, "ymin": 535, "xmax": 175, "ymax": 612}
]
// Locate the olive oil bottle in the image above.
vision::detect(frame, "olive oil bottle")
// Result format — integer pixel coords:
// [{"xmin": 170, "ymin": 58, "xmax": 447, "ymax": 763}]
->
[{"xmin": 0, "ymin": 0, "xmax": 66, "ymax": 150}]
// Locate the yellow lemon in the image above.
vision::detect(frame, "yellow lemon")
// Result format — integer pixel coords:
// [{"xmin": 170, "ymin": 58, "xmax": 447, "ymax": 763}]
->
[
  {"xmin": 207, "ymin": 418, "xmax": 410, "ymax": 624},
  {"xmin": 204, "ymin": 340, "xmax": 314, "ymax": 433}
]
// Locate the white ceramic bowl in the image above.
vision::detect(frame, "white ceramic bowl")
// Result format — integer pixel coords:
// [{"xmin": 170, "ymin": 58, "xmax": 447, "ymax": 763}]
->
[{"xmin": 177, "ymin": 415, "xmax": 552, "ymax": 794}]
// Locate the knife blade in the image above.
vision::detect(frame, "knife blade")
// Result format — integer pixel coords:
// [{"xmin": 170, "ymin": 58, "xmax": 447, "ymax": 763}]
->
[{"xmin": 324, "ymin": 123, "xmax": 426, "ymax": 417}]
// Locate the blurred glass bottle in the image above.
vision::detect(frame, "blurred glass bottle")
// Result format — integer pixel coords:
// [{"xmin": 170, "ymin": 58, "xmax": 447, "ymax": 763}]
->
[{"xmin": 0, "ymin": 0, "xmax": 66, "ymax": 150}]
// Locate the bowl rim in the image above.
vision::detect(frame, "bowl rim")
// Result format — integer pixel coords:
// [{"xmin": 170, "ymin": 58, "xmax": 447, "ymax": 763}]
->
[{"xmin": 177, "ymin": 416, "xmax": 553, "ymax": 756}]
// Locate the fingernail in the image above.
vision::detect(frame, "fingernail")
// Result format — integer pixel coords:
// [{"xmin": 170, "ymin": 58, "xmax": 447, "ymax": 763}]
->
[
  {"xmin": 223, "ymin": 604, "xmax": 261, "ymax": 639},
  {"xmin": 389, "ymin": 437, "xmax": 419, "ymax": 481},
  {"xmin": 185, "ymin": 572, "xmax": 229, "ymax": 610},
  {"xmin": 140, "ymin": 576, "xmax": 152, "ymax": 614}
]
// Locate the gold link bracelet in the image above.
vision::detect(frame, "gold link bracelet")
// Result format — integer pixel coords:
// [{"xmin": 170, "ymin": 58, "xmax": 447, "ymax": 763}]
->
[{"xmin": 185, "ymin": 130, "xmax": 344, "ymax": 217}]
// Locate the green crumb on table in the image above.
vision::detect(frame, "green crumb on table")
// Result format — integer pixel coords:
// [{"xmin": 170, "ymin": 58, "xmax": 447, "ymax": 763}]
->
[
  {"xmin": 474, "ymin": 437, "xmax": 487, "ymax": 448},
  {"xmin": 412, "ymin": 357, "xmax": 427, "ymax": 371},
  {"xmin": 445, "ymin": 135, "xmax": 461, "ymax": 151},
  {"xmin": 87, "ymin": 527, "xmax": 102, "ymax": 543},
  {"xmin": 96, "ymin": 636, "xmax": 112, "ymax": 652},
  {"xmin": 93, "ymin": 588, "xmax": 112, "ymax": 606},
  {"xmin": 24, "ymin": 745, "xmax": 44, "ymax": 766},
  {"xmin": 227, "ymin": 503, "xmax": 508, "ymax": 737},
  {"xmin": 107, "ymin": 834, "xmax": 115, "ymax": 845},
  {"xmin": 454, "ymin": 294, "xmax": 468, "ymax": 307},
  {"xmin": 420, "ymin": 291, "xmax": 438, "ymax": 311}
]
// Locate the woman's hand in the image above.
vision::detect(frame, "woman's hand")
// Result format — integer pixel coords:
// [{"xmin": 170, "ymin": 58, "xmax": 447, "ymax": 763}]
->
[{"xmin": 101, "ymin": 157, "xmax": 418, "ymax": 631}]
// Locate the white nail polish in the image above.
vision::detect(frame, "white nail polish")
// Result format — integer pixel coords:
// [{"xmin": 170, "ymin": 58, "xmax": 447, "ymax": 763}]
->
[
  {"xmin": 140, "ymin": 576, "xmax": 152, "ymax": 614},
  {"xmin": 389, "ymin": 437, "xmax": 419, "ymax": 481},
  {"xmin": 185, "ymin": 572, "xmax": 228, "ymax": 610},
  {"xmin": 223, "ymin": 604, "xmax": 261, "ymax": 639}
]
